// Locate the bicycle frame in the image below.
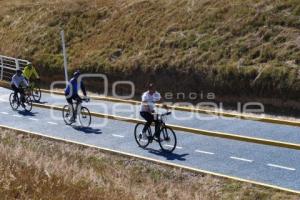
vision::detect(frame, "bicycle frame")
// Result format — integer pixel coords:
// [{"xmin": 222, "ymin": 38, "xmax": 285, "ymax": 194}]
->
[
  {"xmin": 148, "ymin": 112, "xmax": 170, "ymax": 138},
  {"xmin": 70, "ymin": 98, "xmax": 89, "ymax": 119}
]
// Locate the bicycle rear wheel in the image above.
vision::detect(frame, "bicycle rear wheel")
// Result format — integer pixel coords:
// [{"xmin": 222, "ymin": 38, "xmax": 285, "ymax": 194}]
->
[
  {"xmin": 79, "ymin": 107, "xmax": 91, "ymax": 127},
  {"xmin": 62, "ymin": 105, "xmax": 73, "ymax": 125},
  {"xmin": 134, "ymin": 123, "xmax": 151, "ymax": 148},
  {"xmin": 24, "ymin": 96, "xmax": 33, "ymax": 112},
  {"xmin": 32, "ymin": 86, "xmax": 42, "ymax": 102},
  {"xmin": 9, "ymin": 93, "xmax": 19, "ymax": 110},
  {"xmin": 158, "ymin": 127, "xmax": 177, "ymax": 153}
]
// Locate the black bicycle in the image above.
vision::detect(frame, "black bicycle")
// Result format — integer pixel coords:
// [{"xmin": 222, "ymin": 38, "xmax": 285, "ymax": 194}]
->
[
  {"xmin": 62, "ymin": 97, "xmax": 91, "ymax": 127},
  {"xmin": 134, "ymin": 111, "xmax": 177, "ymax": 153},
  {"xmin": 9, "ymin": 87, "xmax": 33, "ymax": 112}
]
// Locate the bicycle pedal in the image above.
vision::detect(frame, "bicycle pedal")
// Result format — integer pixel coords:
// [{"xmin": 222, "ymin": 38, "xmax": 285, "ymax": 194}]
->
[{"xmin": 149, "ymin": 136, "xmax": 155, "ymax": 143}]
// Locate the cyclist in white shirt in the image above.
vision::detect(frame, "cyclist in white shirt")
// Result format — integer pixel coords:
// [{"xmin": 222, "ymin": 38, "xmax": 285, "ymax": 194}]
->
[
  {"xmin": 11, "ymin": 70, "xmax": 29, "ymax": 107},
  {"xmin": 140, "ymin": 83, "xmax": 164, "ymax": 139}
]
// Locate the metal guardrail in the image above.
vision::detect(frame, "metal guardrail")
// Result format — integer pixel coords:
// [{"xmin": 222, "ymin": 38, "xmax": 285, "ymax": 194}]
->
[{"xmin": 0, "ymin": 55, "xmax": 29, "ymax": 81}]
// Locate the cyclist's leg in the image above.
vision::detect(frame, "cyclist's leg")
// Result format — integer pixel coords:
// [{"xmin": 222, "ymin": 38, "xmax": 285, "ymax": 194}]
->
[
  {"xmin": 66, "ymin": 96, "xmax": 75, "ymax": 120},
  {"xmin": 19, "ymin": 87, "xmax": 25, "ymax": 103},
  {"xmin": 29, "ymin": 78, "xmax": 37, "ymax": 89},
  {"xmin": 140, "ymin": 111, "xmax": 154, "ymax": 133},
  {"xmin": 11, "ymin": 84, "xmax": 18, "ymax": 98},
  {"xmin": 154, "ymin": 119, "xmax": 160, "ymax": 138},
  {"xmin": 25, "ymin": 78, "xmax": 30, "ymax": 88},
  {"xmin": 74, "ymin": 94, "xmax": 82, "ymax": 116}
]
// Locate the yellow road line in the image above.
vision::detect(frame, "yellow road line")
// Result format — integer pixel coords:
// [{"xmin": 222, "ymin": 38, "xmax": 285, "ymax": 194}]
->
[
  {"xmin": 33, "ymin": 103, "xmax": 300, "ymax": 151},
  {"xmin": 39, "ymin": 88, "xmax": 300, "ymax": 127},
  {"xmin": 0, "ymin": 124, "xmax": 299, "ymax": 195}
]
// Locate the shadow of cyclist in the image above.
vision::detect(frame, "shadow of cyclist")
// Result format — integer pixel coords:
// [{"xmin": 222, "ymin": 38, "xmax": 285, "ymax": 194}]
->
[
  {"xmin": 72, "ymin": 125, "xmax": 102, "ymax": 134},
  {"xmin": 147, "ymin": 148, "xmax": 189, "ymax": 161},
  {"xmin": 18, "ymin": 110, "xmax": 38, "ymax": 117},
  {"xmin": 34, "ymin": 100, "xmax": 48, "ymax": 104}
]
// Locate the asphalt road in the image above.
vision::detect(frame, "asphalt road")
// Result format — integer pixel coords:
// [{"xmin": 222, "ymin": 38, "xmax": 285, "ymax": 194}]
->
[
  {"xmin": 11, "ymin": 87, "xmax": 300, "ymax": 144},
  {"xmin": 0, "ymin": 87, "xmax": 300, "ymax": 192}
]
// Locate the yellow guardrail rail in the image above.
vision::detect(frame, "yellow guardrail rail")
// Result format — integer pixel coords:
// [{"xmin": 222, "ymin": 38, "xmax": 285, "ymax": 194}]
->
[
  {"xmin": 32, "ymin": 102, "xmax": 300, "ymax": 151},
  {"xmin": 39, "ymin": 88, "xmax": 300, "ymax": 127}
]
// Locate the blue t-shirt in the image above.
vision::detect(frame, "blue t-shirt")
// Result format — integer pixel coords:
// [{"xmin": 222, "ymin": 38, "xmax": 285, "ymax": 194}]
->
[{"xmin": 65, "ymin": 78, "xmax": 85, "ymax": 96}]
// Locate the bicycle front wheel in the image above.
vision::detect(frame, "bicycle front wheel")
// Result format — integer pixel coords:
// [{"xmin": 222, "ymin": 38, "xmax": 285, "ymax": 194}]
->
[
  {"xmin": 134, "ymin": 123, "xmax": 150, "ymax": 148},
  {"xmin": 24, "ymin": 96, "xmax": 33, "ymax": 112},
  {"xmin": 32, "ymin": 86, "xmax": 42, "ymax": 102},
  {"xmin": 158, "ymin": 127, "xmax": 177, "ymax": 153},
  {"xmin": 62, "ymin": 105, "xmax": 73, "ymax": 125},
  {"xmin": 79, "ymin": 107, "xmax": 91, "ymax": 127},
  {"xmin": 9, "ymin": 93, "xmax": 19, "ymax": 110}
]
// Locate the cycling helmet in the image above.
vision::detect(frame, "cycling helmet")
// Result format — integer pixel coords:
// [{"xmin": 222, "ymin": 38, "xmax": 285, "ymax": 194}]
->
[
  {"xmin": 16, "ymin": 69, "xmax": 22, "ymax": 74},
  {"xmin": 73, "ymin": 70, "xmax": 81, "ymax": 78},
  {"xmin": 148, "ymin": 83, "xmax": 155, "ymax": 90}
]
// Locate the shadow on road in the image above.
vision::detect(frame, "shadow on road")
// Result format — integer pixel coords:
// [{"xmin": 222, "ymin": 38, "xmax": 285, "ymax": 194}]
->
[
  {"xmin": 34, "ymin": 101, "xmax": 48, "ymax": 104},
  {"xmin": 18, "ymin": 110, "xmax": 38, "ymax": 116},
  {"xmin": 72, "ymin": 126, "xmax": 102, "ymax": 134},
  {"xmin": 147, "ymin": 148, "xmax": 189, "ymax": 161}
]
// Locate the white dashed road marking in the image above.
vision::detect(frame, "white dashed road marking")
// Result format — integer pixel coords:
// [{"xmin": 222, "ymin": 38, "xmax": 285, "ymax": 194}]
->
[
  {"xmin": 164, "ymin": 144, "xmax": 182, "ymax": 149},
  {"xmin": 195, "ymin": 150, "xmax": 215, "ymax": 155},
  {"xmin": 230, "ymin": 156, "xmax": 253, "ymax": 163},
  {"xmin": 267, "ymin": 164, "xmax": 296, "ymax": 171},
  {"xmin": 112, "ymin": 134, "xmax": 124, "ymax": 138},
  {"xmin": 13, "ymin": 114, "xmax": 22, "ymax": 118},
  {"xmin": 29, "ymin": 118, "xmax": 39, "ymax": 121},
  {"xmin": 1, "ymin": 112, "xmax": 8, "ymax": 115},
  {"xmin": 47, "ymin": 122, "xmax": 58, "ymax": 125}
]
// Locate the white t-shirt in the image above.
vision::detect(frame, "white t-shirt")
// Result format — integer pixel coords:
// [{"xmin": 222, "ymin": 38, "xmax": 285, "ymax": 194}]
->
[
  {"xmin": 140, "ymin": 91, "xmax": 161, "ymax": 112},
  {"xmin": 11, "ymin": 74, "xmax": 28, "ymax": 88}
]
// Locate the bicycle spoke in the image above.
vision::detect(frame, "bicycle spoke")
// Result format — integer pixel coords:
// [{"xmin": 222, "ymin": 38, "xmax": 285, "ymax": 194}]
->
[{"xmin": 79, "ymin": 107, "xmax": 91, "ymax": 127}]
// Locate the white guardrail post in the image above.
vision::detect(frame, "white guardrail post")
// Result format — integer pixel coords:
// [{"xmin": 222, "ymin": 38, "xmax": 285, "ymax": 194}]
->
[
  {"xmin": 15, "ymin": 58, "xmax": 20, "ymax": 70},
  {"xmin": 0, "ymin": 56, "xmax": 3, "ymax": 80},
  {"xmin": 0, "ymin": 55, "xmax": 29, "ymax": 81}
]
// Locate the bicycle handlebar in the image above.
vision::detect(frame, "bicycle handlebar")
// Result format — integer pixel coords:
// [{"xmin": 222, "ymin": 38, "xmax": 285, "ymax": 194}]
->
[
  {"xmin": 82, "ymin": 97, "xmax": 90, "ymax": 102},
  {"xmin": 159, "ymin": 111, "xmax": 172, "ymax": 117}
]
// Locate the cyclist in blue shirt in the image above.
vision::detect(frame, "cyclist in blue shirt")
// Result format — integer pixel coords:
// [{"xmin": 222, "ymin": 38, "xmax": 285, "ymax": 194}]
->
[{"xmin": 65, "ymin": 70, "xmax": 87, "ymax": 122}]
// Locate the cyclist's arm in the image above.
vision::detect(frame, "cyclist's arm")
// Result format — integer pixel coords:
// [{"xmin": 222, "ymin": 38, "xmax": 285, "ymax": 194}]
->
[
  {"xmin": 23, "ymin": 77, "xmax": 29, "ymax": 87},
  {"xmin": 22, "ymin": 67, "xmax": 29, "ymax": 80},
  {"xmin": 32, "ymin": 67, "xmax": 40, "ymax": 79},
  {"xmin": 152, "ymin": 92, "xmax": 161, "ymax": 102},
  {"xmin": 153, "ymin": 92, "xmax": 169, "ymax": 109},
  {"xmin": 80, "ymin": 81, "xmax": 87, "ymax": 96},
  {"xmin": 11, "ymin": 75, "xmax": 18, "ymax": 88}
]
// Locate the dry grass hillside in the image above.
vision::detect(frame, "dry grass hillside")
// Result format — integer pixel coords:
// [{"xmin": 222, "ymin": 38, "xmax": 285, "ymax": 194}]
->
[
  {"xmin": 0, "ymin": 0, "xmax": 300, "ymax": 102},
  {"xmin": 0, "ymin": 127, "xmax": 299, "ymax": 199}
]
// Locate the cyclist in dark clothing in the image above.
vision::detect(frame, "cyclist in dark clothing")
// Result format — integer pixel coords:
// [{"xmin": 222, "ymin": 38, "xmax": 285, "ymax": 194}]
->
[{"xmin": 64, "ymin": 70, "xmax": 87, "ymax": 122}]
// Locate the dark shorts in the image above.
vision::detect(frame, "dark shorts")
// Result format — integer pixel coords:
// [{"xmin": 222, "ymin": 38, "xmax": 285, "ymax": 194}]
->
[
  {"xmin": 140, "ymin": 111, "xmax": 159, "ymax": 135},
  {"xmin": 11, "ymin": 84, "xmax": 24, "ymax": 94},
  {"xmin": 66, "ymin": 94, "xmax": 82, "ymax": 105}
]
